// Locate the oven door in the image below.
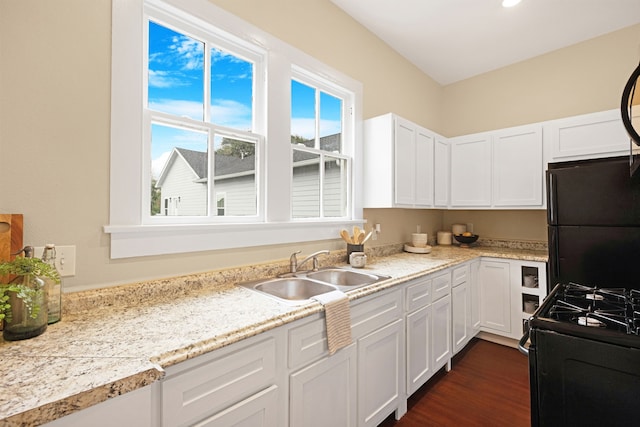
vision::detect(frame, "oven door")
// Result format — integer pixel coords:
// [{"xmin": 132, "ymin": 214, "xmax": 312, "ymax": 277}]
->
[{"xmin": 531, "ymin": 328, "xmax": 640, "ymax": 427}]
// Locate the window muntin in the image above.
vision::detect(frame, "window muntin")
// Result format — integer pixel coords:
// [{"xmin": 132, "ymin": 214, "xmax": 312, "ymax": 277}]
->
[{"xmin": 145, "ymin": 18, "xmax": 261, "ymax": 223}]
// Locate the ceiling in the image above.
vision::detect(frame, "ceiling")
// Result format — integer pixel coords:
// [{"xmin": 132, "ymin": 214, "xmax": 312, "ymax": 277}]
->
[{"xmin": 330, "ymin": 0, "xmax": 640, "ymax": 85}]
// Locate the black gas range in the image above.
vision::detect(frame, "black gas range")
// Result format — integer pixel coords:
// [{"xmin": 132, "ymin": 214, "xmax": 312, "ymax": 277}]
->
[
  {"xmin": 521, "ymin": 282, "xmax": 640, "ymax": 427},
  {"xmin": 531, "ymin": 282, "xmax": 640, "ymax": 349}
]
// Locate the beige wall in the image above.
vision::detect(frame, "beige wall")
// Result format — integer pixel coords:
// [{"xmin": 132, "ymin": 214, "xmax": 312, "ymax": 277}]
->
[
  {"xmin": 0, "ymin": 0, "xmax": 442, "ymax": 291},
  {"xmin": 0, "ymin": 0, "xmax": 636, "ymax": 291},
  {"xmin": 442, "ymin": 23, "xmax": 640, "ymax": 136}
]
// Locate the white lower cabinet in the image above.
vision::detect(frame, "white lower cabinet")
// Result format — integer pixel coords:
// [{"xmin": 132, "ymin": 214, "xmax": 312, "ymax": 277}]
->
[
  {"xmin": 478, "ymin": 259, "xmax": 512, "ymax": 334},
  {"xmin": 405, "ymin": 277, "xmax": 433, "ymax": 395},
  {"xmin": 452, "ymin": 264, "xmax": 471, "ymax": 355},
  {"xmin": 290, "ymin": 343, "xmax": 357, "ymax": 427},
  {"xmin": 161, "ymin": 331, "xmax": 283, "ymax": 427},
  {"xmin": 478, "ymin": 258, "xmax": 548, "ymax": 340},
  {"xmin": 431, "ymin": 292, "xmax": 452, "ymax": 371},
  {"xmin": 357, "ymin": 318, "xmax": 404, "ymax": 427}
]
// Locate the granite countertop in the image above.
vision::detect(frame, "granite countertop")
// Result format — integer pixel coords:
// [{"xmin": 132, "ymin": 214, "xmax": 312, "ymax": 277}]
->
[{"xmin": 0, "ymin": 244, "xmax": 547, "ymax": 426}]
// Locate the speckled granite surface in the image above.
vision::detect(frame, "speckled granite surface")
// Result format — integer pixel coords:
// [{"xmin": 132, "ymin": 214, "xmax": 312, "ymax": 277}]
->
[{"xmin": 0, "ymin": 243, "xmax": 547, "ymax": 426}]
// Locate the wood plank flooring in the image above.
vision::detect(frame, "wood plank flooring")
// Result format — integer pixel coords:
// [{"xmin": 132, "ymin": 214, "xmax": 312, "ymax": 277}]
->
[{"xmin": 378, "ymin": 338, "xmax": 531, "ymax": 427}]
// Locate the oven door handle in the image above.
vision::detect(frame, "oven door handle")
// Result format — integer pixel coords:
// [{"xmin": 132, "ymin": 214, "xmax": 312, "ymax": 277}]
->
[{"xmin": 518, "ymin": 327, "xmax": 530, "ymax": 356}]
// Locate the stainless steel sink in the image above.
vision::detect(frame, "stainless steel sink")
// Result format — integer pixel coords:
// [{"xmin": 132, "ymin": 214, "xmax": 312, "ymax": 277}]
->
[
  {"xmin": 238, "ymin": 267, "xmax": 391, "ymax": 305},
  {"xmin": 302, "ymin": 268, "xmax": 390, "ymax": 288},
  {"xmin": 239, "ymin": 277, "xmax": 338, "ymax": 305}
]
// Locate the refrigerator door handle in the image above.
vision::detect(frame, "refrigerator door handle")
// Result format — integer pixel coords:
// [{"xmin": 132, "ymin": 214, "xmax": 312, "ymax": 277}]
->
[
  {"xmin": 547, "ymin": 172, "xmax": 557, "ymax": 225},
  {"xmin": 549, "ymin": 227, "xmax": 560, "ymax": 280}
]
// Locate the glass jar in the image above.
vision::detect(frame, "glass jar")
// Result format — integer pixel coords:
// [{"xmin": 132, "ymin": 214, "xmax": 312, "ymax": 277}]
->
[
  {"xmin": 42, "ymin": 244, "xmax": 61, "ymax": 324},
  {"xmin": 3, "ymin": 273, "xmax": 48, "ymax": 341}
]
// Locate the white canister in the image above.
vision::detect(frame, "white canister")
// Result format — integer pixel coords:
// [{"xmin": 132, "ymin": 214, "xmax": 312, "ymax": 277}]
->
[
  {"xmin": 411, "ymin": 233, "xmax": 428, "ymax": 248},
  {"xmin": 437, "ymin": 231, "xmax": 452, "ymax": 245},
  {"xmin": 349, "ymin": 252, "xmax": 367, "ymax": 268}
]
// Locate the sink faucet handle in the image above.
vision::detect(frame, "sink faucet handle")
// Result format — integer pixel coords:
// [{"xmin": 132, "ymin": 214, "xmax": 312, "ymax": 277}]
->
[{"xmin": 290, "ymin": 250, "xmax": 302, "ymax": 273}]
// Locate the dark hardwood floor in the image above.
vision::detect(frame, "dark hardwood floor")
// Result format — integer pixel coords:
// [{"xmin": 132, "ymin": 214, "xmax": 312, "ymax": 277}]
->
[{"xmin": 378, "ymin": 338, "xmax": 530, "ymax": 427}]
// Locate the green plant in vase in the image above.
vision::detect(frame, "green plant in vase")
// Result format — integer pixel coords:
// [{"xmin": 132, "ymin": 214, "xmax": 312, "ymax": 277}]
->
[{"xmin": 0, "ymin": 256, "xmax": 60, "ymax": 341}]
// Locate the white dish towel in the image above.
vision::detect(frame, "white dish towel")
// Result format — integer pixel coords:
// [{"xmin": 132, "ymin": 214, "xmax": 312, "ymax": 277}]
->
[{"xmin": 311, "ymin": 290, "xmax": 353, "ymax": 355}]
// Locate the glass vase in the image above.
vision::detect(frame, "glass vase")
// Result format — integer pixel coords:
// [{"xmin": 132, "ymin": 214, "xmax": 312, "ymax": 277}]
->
[{"xmin": 3, "ymin": 274, "xmax": 48, "ymax": 341}]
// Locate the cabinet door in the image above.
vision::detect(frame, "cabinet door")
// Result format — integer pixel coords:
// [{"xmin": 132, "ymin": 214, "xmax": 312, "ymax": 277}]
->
[
  {"xmin": 415, "ymin": 128, "xmax": 434, "ymax": 206},
  {"xmin": 450, "ymin": 134, "xmax": 492, "ymax": 206},
  {"xmin": 469, "ymin": 260, "xmax": 481, "ymax": 333},
  {"xmin": 431, "ymin": 295, "xmax": 451, "ymax": 372},
  {"xmin": 194, "ymin": 385, "xmax": 279, "ymax": 427},
  {"xmin": 547, "ymin": 109, "xmax": 629, "ymax": 161},
  {"xmin": 493, "ymin": 125, "xmax": 543, "ymax": 207},
  {"xmin": 358, "ymin": 318, "xmax": 404, "ymax": 427},
  {"xmin": 452, "ymin": 281, "xmax": 470, "ymax": 355},
  {"xmin": 479, "ymin": 260, "xmax": 511, "ymax": 334},
  {"xmin": 406, "ymin": 305, "xmax": 432, "ymax": 395},
  {"xmin": 434, "ymin": 137, "xmax": 449, "ymax": 207},
  {"xmin": 290, "ymin": 343, "xmax": 357, "ymax": 427},
  {"xmin": 394, "ymin": 118, "xmax": 416, "ymax": 206}
]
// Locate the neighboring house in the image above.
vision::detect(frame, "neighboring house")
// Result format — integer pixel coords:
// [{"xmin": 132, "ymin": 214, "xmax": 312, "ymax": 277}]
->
[
  {"xmin": 155, "ymin": 134, "xmax": 344, "ymax": 217},
  {"xmin": 155, "ymin": 147, "xmax": 257, "ymax": 216}
]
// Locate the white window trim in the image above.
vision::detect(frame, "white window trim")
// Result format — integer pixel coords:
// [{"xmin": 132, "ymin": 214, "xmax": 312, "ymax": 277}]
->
[{"xmin": 106, "ymin": 0, "xmax": 363, "ymax": 258}]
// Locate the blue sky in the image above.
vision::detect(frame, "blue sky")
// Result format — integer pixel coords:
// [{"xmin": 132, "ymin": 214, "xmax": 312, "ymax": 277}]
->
[{"xmin": 148, "ymin": 21, "xmax": 342, "ymax": 178}]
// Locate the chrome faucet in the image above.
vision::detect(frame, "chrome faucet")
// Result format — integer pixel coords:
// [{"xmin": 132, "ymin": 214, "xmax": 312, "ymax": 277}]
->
[{"xmin": 290, "ymin": 250, "xmax": 330, "ymax": 273}]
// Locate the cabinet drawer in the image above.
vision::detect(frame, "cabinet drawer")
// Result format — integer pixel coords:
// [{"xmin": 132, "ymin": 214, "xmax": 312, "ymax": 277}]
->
[
  {"xmin": 452, "ymin": 264, "xmax": 468, "ymax": 287},
  {"xmin": 351, "ymin": 290, "xmax": 402, "ymax": 340},
  {"xmin": 432, "ymin": 270, "xmax": 451, "ymax": 301},
  {"xmin": 162, "ymin": 336, "xmax": 277, "ymax": 427},
  {"xmin": 288, "ymin": 315, "xmax": 328, "ymax": 370},
  {"xmin": 405, "ymin": 278, "xmax": 431, "ymax": 312}
]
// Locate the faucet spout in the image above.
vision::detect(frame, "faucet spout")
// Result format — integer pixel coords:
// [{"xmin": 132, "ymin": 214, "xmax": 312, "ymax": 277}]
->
[{"xmin": 290, "ymin": 249, "xmax": 330, "ymax": 273}]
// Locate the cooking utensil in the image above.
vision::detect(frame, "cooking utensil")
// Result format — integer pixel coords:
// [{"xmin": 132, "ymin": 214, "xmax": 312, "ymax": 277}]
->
[
  {"xmin": 357, "ymin": 231, "xmax": 365, "ymax": 244},
  {"xmin": 340, "ymin": 229, "xmax": 352, "ymax": 244},
  {"xmin": 362, "ymin": 231, "xmax": 373, "ymax": 244},
  {"xmin": 353, "ymin": 226, "xmax": 361, "ymax": 243}
]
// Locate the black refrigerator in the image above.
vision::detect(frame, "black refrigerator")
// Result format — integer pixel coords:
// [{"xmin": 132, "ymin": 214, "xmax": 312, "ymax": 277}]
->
[{"xmin": 547, "ymin": 155, "xmax": 640, "ymax": 289}]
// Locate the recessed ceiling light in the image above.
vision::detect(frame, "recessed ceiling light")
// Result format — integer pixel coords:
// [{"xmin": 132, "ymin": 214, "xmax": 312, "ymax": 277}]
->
[{"xmin": 502, "ymin": 0, "xmax": 522, "ymax": 7}]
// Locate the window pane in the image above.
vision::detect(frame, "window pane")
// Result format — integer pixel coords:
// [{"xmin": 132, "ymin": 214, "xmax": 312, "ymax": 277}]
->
[
  {"xmin": 319, "ymin": 92, "xmax": 342, "ymax": 152},
  {"xmin": 213, "ymin": 135, "xmax": 257, "ymax": 216},
  {"xmin": 291, "ymin": 80, "xmax": 316, "ymax": 147},
  {"xmin": 323, "ymin": 156, "xmax": 347, "ymax": 217},
  {"xmin": 152, "ymin": 124, "xmax": 208, "ymax": 216},
  {"xmin": 292, "ymin": 149, "xmax": 320, "ymax": 218},
  {"xmin": 148, "ymin": 21, "xmax": 204, "ymax": 121},
  {"xmin": 210, "ymin": 48, "xmax": 253, "ymax": 131}
]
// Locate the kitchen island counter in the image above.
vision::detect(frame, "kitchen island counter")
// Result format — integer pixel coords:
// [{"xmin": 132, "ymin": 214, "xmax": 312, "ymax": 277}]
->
[{"xmin": 0, "ymin": 244, "xmax": 546, "ymax": 426}]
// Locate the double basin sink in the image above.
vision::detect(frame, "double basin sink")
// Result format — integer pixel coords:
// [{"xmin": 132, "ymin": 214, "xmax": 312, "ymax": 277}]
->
[{"xmin": 238, "ymin": 267, "xmax": 391, "ymax": 305}]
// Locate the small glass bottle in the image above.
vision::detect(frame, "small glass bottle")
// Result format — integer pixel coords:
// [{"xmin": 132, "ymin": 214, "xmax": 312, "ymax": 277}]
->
[{"xmin": 42, "ymin": 244, "xmax": 62, "ymax": 324}]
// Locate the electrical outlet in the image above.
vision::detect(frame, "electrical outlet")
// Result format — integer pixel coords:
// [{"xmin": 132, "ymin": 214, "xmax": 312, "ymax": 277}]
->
[{"xmin": 33, "ymin": 245, "xmax": 76, "ymax": 277}]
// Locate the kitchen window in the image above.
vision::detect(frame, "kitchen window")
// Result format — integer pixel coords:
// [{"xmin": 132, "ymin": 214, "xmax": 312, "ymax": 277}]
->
[{"xmin": 106, "ymin": 0, "xmax": 363, "ymax": 258}]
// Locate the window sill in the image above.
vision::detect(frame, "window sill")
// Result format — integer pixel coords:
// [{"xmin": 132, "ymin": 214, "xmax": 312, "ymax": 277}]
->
[{"xmin": 104, "ymin": 220, "xmax": 364, "ymax": 259}]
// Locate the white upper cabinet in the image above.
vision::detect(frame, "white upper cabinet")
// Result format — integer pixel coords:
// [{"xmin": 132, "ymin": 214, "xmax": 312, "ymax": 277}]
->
[
  {"xmin": 450, "ymin": 133, "xmax": 492, "ymax": 207},
  {"xmin": 434, "ymin": 137, "xmax": 450, "ymax": 207},
  {"xmin": 450, "ymin": 124, "xmax": 544, "ymax": 209},
  {"xmin": 364, "ymin": 113, "xmax": 436, "ymax": 208},
  {"xmin": 547, "ymin": 109, "xmax": 629, "ymax": 162},
  {"xmin": 492, "ymin": 124, "xmax": 543, "ymax": 207}
]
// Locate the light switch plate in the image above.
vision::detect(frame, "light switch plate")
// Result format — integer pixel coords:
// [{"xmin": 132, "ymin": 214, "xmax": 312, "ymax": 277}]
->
[{"xmin": 33, "ymin": 245, "xmax": 76, "ymax": 277}]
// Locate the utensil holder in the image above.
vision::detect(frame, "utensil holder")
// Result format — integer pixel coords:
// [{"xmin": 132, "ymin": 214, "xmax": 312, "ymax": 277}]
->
[{"xmin": 346, "ymin": 244, "xmax": 364, "ymax": 258}]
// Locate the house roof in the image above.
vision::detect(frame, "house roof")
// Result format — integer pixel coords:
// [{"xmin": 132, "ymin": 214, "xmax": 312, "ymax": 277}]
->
[{"xmin": 157, "ymin": 134, "xmax": 341, "ymax": 186}]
